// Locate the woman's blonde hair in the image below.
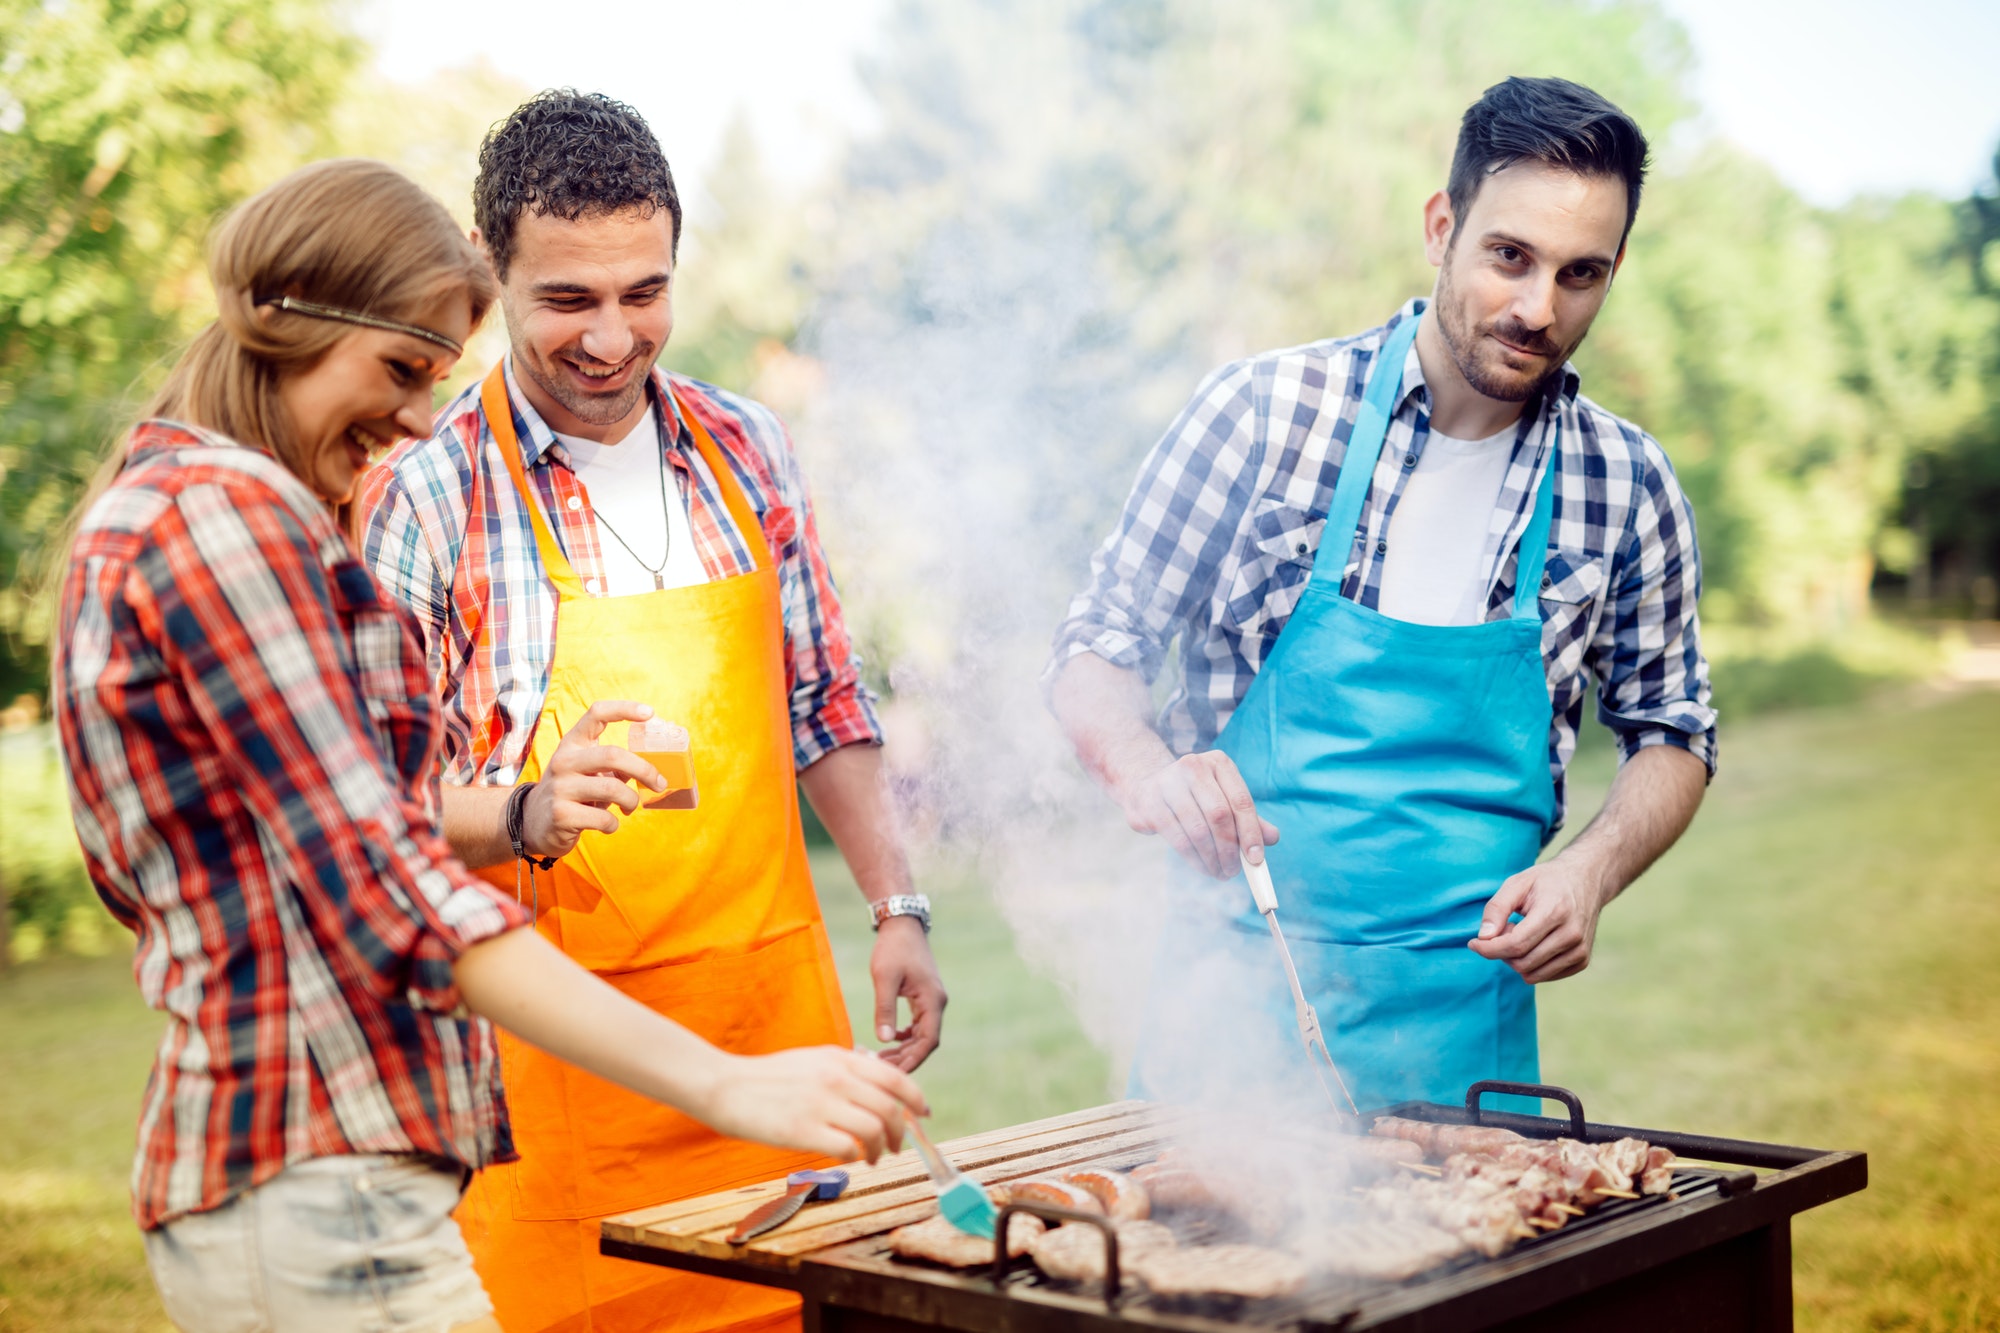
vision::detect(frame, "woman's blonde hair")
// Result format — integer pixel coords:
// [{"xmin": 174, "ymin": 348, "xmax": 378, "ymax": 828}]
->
[{"xmin": 145, "ymin": 157, "xmax": 495, "ymax": 478}]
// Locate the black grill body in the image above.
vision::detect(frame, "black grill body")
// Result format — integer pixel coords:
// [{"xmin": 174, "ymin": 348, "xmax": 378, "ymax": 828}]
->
[{"xmin": 601, "ymin": 1084, "xmax": 1865, "ymax": 1333}]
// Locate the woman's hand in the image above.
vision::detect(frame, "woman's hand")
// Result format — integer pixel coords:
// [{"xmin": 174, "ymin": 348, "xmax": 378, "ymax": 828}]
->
[
  {"xmin": 692, "ymin": 1047, "xmax": 930, "ymax": 1163},
  {"xmin": 520, "ymin": 700, "xmax": 666, "ymax": 859}
]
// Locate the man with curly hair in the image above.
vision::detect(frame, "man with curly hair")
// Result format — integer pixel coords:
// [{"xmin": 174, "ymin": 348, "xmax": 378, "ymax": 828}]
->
[{"xmin": 361, "ymin": 90, "xmax": 946, "ymax": 1333}]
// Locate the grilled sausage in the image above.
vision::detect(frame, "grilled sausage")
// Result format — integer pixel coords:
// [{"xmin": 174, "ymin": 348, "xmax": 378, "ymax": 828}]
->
[
  {"xmin": 1061, "ymin": 1168, "xmax": 1151, "ymax": 1221},
  {"xmin": 999, "ymin": 1178, "xmax": 1104, "ymax": 1215}
]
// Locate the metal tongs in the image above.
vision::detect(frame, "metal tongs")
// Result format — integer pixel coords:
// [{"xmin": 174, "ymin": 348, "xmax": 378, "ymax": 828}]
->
[{"xmin": 1244, "ymin": 854, "xmax": 1359, "ymax": 1117}]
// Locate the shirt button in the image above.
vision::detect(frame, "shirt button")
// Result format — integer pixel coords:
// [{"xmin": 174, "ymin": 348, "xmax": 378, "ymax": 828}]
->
[
  {"xmin": 1376, "ymin": 540, "xmax": 1389, "ymax": 555},
  {"xmin": 1295, "ymin": 542, "xmax": 1308, "ymax": 556},
  {"xmin": 1402, "ymin": 453, "xmax": 1417, "ymax": 469},
  {"xmin": 585, "ymin": 578, "xmax": 601, "ymax": 595},
  {"xmin": 567, "ymin": 496, "xmax": 582, "ymax": 511},
  {"xmin": 1541, "ymin": 574, "xmax": 1554, "ymax": 590}
]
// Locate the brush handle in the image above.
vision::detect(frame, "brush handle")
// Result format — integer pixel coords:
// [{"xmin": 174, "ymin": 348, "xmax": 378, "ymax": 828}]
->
[
  {"xmin": 905, "ymin": 1115, "xmax": 958, "ymax": 1186},
  {"xmin": 1245, "ymin": 855, "xmax": 1279, "ymax": 914}
]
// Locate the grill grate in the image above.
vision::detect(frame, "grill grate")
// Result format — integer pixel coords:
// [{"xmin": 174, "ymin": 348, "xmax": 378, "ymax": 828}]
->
[{"xmin": 937, "ymin": 1164, "xmax": 1738, "ymax": 1325}]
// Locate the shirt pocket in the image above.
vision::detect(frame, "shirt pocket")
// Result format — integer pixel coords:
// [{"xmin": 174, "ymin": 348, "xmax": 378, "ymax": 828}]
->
[
  {"xmin": 1219, "ymin": 499, "xmax": 1325, "ymax": 637},
  {"xmin": 1537, "ymin": 547, "xmax": 1606, "ymax": 607},
  {"xmin": 1536, "ymin": 547, "xmax": 1608, "ymax": 668}
]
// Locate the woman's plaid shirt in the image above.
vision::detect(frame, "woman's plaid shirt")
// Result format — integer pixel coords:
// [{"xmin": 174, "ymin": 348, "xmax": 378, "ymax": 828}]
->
[
  {"xmin": 1049, "ymin": 301, "xmax": 1717, "ymax": 826},
  {"xmin": 358, "ymin": 360, "xmax": 881, "ymax": 785},
  {"xmin": 54, "ymin": 422, "xmax": 531, "ymax": 1230}
]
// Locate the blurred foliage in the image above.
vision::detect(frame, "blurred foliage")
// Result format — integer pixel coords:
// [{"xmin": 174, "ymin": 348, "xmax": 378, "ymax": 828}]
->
[
  {"xmin": 669, "ymin": 113, "xmax": 819, "ymax": 392},
  {"xmin": 5, "ymin": 0, "xmax": 2000, "ymax": 955},
  {"xmin": 1, "ymin": 730, "xmax": 110, "ymax": 962},
  {"xmin": 784, "ymin": 0, "xmax": 2000, "ymax": 662},
  {"xmin": 0, "ymin": 1, "xmax": 527, "ymax": 700},
  {"xmin": 1889, "ymin": 145, "xmax": 2000, "ymax": 619},
  {"xmin": 0, "ymin": 0, "xmax": 363, "ymax": 699}
]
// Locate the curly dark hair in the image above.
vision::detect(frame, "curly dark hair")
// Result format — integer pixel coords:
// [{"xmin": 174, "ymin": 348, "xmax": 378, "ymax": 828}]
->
[{"xmin": 474, "ymin": 89, "xmax": 682, "ymax": 279}]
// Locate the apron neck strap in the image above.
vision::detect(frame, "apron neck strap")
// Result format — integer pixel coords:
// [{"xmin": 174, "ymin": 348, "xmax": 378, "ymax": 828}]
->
[
  {"xmin": 1316, "ymin": 313, "xmax": 1561, "ymax": 621},
  {"xmin": 1318, "ymin": 312, "xmax": 1423, "ymax": 586},
  {"xmin": 482, "ymin": 365, "xmax": 584, "ymax": 601},
  {"xmin": 479, "ymin": 364, "xmax": 774, "ymax": 605},
  {"xmin": 668, "ymin": 387, "xmax": 771, "ymax": 574},
  {"xmin": 1509, "ymin": 422, "xmax": 1559, "ymax": 621}
]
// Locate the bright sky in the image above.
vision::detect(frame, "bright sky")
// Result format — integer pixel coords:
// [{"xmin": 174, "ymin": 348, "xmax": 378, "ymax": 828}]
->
[{"xmin": 358, "ymin": 0, "xmax": 2000, "ymax": 207}]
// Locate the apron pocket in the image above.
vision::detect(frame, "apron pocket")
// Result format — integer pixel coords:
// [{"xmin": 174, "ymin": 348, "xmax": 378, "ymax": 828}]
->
[{"xmin": 502, "ymin": 924, "xmax": 850, "ymax": 1221}]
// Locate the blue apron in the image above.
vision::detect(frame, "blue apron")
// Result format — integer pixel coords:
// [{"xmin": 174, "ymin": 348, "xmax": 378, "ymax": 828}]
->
[{"xmin": 1129, "ymin": 310, "xmax": 1559, "ymax": 1116}]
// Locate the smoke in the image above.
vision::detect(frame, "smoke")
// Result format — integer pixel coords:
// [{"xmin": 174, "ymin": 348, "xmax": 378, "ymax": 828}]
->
[
  {"xmin": 761, "ymin": 7, "xmax": 1433, "ymax": 1194},
  {"xmin": 795, "ymin": 208, "xmax": 1176, "ymax": 1071}
]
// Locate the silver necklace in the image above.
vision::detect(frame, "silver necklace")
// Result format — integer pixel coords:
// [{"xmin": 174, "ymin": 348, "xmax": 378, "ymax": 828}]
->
[{"xmin": 587, "ymin": 424, "xmax": 674, "ymax": 591}]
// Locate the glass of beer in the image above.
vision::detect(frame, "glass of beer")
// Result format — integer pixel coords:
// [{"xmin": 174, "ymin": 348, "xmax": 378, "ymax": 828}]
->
[{"xmin": 628, "ymin": 717, "xmax": 697, "ymax": 810}]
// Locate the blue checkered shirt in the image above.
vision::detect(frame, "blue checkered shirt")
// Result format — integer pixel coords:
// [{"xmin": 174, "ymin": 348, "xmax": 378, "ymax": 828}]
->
[{"xmin": 1048, "ymin": 300, "xmax": 1716, "ymax": 826}]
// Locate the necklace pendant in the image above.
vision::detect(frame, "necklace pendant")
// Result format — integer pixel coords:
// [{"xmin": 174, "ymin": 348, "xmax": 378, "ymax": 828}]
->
[{"xmin": 654, "ymin": 571, "xmax": 666, "ymax": 591}]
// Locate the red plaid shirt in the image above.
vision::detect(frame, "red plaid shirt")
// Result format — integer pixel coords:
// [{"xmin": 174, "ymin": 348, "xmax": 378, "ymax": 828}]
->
[
  {"xmin": 358, "ymin": 361, "xmax": 881, "ymax": 785},
  {"xmin": 54, "ymin": 421, "xmax": 531, "ymax": 1230}
]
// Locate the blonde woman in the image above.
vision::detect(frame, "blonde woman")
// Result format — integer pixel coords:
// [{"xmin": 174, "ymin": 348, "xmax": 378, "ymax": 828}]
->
[{"xmin": 51, "ymin": 159, "xmax": 923, "ymax": 1333}]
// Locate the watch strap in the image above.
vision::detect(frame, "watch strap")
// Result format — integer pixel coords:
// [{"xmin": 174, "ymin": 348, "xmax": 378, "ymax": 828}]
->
[{"xmin": 870, "ymin": 893, "xmax": 932, "ymax": 932}]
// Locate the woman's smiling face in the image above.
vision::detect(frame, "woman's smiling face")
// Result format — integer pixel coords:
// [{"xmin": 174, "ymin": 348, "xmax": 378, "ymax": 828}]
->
[{"xmin": 275, "ymin": 293, "xmax": 472, "ymax": 503}]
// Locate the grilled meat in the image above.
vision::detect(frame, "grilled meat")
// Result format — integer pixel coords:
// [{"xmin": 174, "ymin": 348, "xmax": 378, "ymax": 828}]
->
[
  {"xmin": 997, "ymin": 1178, "xmax": 1104, "ymax": 1214},
  {"xmin": 889, "ymin": 1211, "xmax": 1044, "ymax": 1268},
  {"xmin": 1641, "ymin": 1146, "xmax": 1677, "ymax": 1195},
  {"xmin": 1316, "ymin": 1218, "xmax": 1470, "ymax": 1280},
  {"xmin": 1371, "ymin": 1116, "xmax": 1527, "ymax": 1159},
  {"xmin": 1027, "ymin": 1219, "xmax": 1175, "ymax": 1283},
  {"xmin": 1061, "ymin": 1168, "xmax": 1151, "ymax": 1221},
  {"xmin": 1126, "ymin": 1243, "xmax": 1309, "ymax": 1300}
]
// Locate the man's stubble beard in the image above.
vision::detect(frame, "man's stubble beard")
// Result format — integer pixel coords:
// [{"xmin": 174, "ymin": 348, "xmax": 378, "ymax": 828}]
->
[
  {"xmin": 1432, "ymin": 242, "xmax": 1583, "ymax": 405},
  {"xmin": 517, "ymin": 343, "xmax": 657, "ymax": 427},
  {"xmin": 502, "ymin": 289, "xmax": 660, "ymax": 427}
]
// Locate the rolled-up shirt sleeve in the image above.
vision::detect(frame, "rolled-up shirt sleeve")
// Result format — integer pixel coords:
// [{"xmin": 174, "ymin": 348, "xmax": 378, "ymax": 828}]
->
[
  {"xmin": 140, "ymin": 475, "xmax": 526, "ymax": 1014},
  {"xmin": 1589, "ymin": 436, "xmax": 1718, "ymax": 777},
  {"xmin": 1046, "ymin": 360, "xmax": 1260, "ymax": 686}
]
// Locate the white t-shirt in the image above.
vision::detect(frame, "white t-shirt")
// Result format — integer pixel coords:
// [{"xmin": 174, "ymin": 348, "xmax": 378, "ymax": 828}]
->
[
  {"xmin": 557, "ymin": 409, "xmax": 709, "ymax": 597},
  {"xmin": 1376, "ymin": 424, "xmax": 1517, "ymax": 627}
]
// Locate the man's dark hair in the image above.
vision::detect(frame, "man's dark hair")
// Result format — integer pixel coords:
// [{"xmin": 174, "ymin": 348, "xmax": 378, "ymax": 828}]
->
[
  {"xmin": 1447, "ymin": 77, "xmax": 1650, "ymax": 251},
  {"xmin": 474, "ymin": 90, "xmax": 682, "ymax": 279}
]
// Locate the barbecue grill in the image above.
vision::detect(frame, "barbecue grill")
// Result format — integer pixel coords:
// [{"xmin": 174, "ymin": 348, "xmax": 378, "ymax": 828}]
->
[{"xmin": 600, "ymin": 1083, "xmax": 1864, "ymax": 1332}]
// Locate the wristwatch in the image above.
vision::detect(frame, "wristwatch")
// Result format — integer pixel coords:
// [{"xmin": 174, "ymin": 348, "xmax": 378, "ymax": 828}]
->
[{"xmin": 869, "ymin": 893, "xmax": 932, "ymax": 933}]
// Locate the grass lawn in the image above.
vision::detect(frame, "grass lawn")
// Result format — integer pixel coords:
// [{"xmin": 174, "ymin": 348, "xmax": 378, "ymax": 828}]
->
[{"xmin": 3, "ymin": 687, "xmax": 1996, "ymax": 1330}]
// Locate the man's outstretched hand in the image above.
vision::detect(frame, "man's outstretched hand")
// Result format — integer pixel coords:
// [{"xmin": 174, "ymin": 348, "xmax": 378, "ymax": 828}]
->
[{"xmin": 868, "ymin": 917, "xmax": 946, "ymax": 1072}]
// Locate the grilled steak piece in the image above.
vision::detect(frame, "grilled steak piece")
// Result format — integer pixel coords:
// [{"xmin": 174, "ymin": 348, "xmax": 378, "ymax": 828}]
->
[
  {"xmin": 1028, "ymin": 1219, "xmax": 1176, "ymax": 1283},
  {"xmin": 888, "ymin": 1212, "xmax": 1044, "ymax": 1268},
  {"xmin": 1127, "ymin": 1243, "xmax": 1309, "ymax": 1299}
]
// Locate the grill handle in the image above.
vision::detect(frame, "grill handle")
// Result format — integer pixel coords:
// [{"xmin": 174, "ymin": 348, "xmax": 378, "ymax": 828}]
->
[
  {"xmin": 989, "ymin": 1202, "xmax": 1121, "ymax": 1307},
  {"xmin": 1466, "ymin": 1080, "xmax": 1587, "ymax": 1140}
]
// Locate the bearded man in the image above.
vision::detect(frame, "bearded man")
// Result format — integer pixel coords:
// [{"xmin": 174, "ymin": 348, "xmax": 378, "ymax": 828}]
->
[{"xmin": 1048, "ymin": 77, "xmax": 1714, "ymax": 1114}]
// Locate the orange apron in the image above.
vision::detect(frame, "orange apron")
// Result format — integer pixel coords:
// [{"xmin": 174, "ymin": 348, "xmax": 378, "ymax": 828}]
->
[{"xmin": 458, "ymin": 367, "xmax": 851, "ymax": 1333}]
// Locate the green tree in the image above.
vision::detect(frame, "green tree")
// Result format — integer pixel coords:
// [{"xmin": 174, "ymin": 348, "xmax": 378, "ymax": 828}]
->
[{"xmin": 0, "ymin": 0, "xmax": 362, "ymax": 697}]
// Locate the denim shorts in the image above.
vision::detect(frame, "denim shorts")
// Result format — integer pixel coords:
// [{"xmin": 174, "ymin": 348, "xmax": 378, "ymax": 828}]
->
[{"xmin": 144, "ymin": 1154, "xmax": 493, "ymax": 1333}]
